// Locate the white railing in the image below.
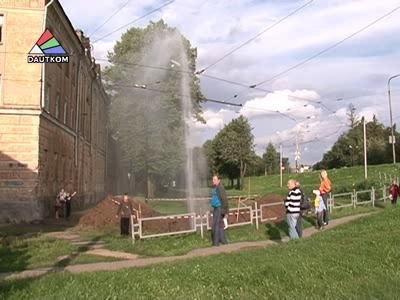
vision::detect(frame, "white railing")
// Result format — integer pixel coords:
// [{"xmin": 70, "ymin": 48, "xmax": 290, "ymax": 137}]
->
[{"xmin": 130, "ymin": 187, "xmax": 385, "ymax": 242}]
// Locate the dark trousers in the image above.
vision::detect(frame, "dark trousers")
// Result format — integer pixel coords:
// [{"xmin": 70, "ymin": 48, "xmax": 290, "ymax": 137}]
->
[
  {"xmin": 120, "ymin": 217, "xmax": 130, "ymax": 235},
  {"xmin": 321, "ymin": 193, "xmax": 329, "ymax": 224},
  {"xmin": 391, "ymin": 196, "xmax": 398, "ymax": 204},
  {"xmin": 296, "ymin": 214, "xmax": 303, "ymax": 237},
  {"xmin": 316, "ymin": 211, "xmax": 324, "ymax": 228},
  {"xmin": 65, "ymin": 201, "xmax": 71, "ymax": 219},
  {"xmin": 211, "ymin": 207, "xmax": 227, "ymax": 246}
]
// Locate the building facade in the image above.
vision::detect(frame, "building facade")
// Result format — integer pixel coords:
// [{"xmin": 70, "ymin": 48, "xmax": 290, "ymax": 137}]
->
[{"xmin": 0, "ymin": 0, "xmax": 110, "ymax": 222}]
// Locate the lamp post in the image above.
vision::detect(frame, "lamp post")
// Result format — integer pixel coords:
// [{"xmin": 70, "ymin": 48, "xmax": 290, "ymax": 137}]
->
[
  {"xmin": 280, "ymin": 144, "xmax": 283, "ymax": 188},
  {"xmin": 388, "ymin": 74, "xmax": 400, "ymax": 164}
]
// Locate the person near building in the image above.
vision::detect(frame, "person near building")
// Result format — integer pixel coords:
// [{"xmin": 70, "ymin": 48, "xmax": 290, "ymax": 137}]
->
[
  {"xmin": 115, "ymin": 193, "xmax": 136, "ymax": 235},
  {"xmin": 65, "ymin": 191, "xmax": 76, "ymax": 219},
  {"xmin": 55, "ymin": 188, "xmax": 66, "ymax": 219}
]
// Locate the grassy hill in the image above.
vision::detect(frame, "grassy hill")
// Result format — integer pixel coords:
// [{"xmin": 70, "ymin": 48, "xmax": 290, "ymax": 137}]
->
[
  {"xmin": 1, "ymin": 206, "xmax": 399, "ymax": 299},
  {"xmin": 223, "ymin": 163, "xmax": 400, "ymax": 197}
]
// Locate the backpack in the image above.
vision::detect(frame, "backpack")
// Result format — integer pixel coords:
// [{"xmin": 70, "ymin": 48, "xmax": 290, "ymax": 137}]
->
[{"xmin": 300, "ymin": 190, "xmax": 311, "ymax": 210}]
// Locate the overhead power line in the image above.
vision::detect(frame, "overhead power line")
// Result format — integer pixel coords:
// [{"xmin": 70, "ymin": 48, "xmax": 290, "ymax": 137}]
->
[
  {"xmin": 89, "ymin": 0, "xmax": 133, "ymax": 37},
  {"xmin": 92, "ymin": 0, "xmax": 175, "ymax": 44},
  {"xmin": 228, "ymin": 5, "xmax": 400, "ymax": 101},
  {"xmin": 196, "ymin": 0, "xmax": 314, "ymax": 74},
  {"xmin": 96, "ymin": 57, "xmax": 334, "ymax": 116},
  {"xmin": 255, "ymin": 5, "xmax": 400, "ymax": 87},
  {"xmin": 111, "ymin": 82, "xmax": 243, "ymax": 107}
]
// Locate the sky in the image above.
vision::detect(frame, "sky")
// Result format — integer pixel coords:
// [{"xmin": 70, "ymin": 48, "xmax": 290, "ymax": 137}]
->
[{"xmin": 60, "ymin": 0, "xmax": 400, "ymax": 165}]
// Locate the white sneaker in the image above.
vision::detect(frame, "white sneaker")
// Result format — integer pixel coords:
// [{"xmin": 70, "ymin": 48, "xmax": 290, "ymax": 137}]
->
[{"xmin": 323, "ymin": 222, "xmax": 327, "ymax": 225}]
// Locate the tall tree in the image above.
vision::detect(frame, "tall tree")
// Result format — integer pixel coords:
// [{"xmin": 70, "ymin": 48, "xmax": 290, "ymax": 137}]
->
[
  {"xmin": 213, "ymin": 116, "xmax": 254, "ymax": 189},
  {"xmin": 262, "ymin": 143, "xmax": 279, "ymax": 175},
  {"xmin": 347, "ymin": 103, "xmax": 359, "ymax": 129},
  {"xmin": 104, "ymin": 20, "xmax": 204, "ymax": 197}
]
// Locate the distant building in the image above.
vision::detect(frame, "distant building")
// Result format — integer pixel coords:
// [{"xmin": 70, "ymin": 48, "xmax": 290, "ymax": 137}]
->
[
  {"xmin": 0, "ymin": 0, "xmax": 110, "ymax": 222},
  {"xmin": 299, "ymin": 165, "xmax": 311, "ymax": 173}
]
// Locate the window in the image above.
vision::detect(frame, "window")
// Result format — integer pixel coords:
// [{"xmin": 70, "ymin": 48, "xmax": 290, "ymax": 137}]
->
[
  {"xmin": 63, "ymin": 99, "xmax": 67, "ymax": 124},
  {"xmin": 55, "ymin": 92, "xmax": 60, "ymax": 119},
  {"xmin": 0, "ymin": 15, "xmax": 3, "ymax": 43},
  {"xmin": 44, "ymin": 83, "xmax": 51, "ymax": 112}
]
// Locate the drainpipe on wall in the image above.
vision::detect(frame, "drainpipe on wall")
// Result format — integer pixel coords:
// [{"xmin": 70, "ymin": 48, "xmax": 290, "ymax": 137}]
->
[
  {"xmin": 74, "ymin": 56, "xmax": 81, "ymax": 166},
  {"xmin": 40, "ymin": 0, "xmax": 55, "ymax": 110}
]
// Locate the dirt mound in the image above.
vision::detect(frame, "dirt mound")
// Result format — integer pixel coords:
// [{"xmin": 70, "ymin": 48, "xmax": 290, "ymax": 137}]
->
[
  {"xmin": 76, "ymin": 195, "xmax": 159, "ymax": 231},
  {"xmin": 257, "ymin": 193, "xmax": 285, "ymax": 222}
]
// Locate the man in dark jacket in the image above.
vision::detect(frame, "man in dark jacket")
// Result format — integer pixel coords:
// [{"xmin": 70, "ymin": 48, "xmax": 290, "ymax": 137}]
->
[{"xmin": 210, "ymin": 175, "xmax": 228, "ymax": 246}]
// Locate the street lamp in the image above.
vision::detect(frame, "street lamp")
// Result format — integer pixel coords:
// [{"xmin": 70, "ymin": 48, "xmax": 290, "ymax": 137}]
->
[{"xmin": 388, "ymin": 74, "xmax": 400, "ymax": 164}]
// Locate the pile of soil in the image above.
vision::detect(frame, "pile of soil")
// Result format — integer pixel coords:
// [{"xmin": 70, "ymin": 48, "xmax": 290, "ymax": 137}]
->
[
  {"xmin": 76, "ymin": 195, "xmax": 159, "ymax": 231},
  {"xmin": 257, "ymin": 193, "xmax": 285, "ymax": 222},
  {"xmin": 76, "ymin": 196, "xmax": 193, "ymax": 234}
]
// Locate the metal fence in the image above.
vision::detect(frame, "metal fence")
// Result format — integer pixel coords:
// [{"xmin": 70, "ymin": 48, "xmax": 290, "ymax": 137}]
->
[
  {"xmin": 131, "ymin": 187, "xmax": 386, "ymax": 242},
  {"xmin": 328, "ymin": 187, "xmax": 383, "ymax": 212}
]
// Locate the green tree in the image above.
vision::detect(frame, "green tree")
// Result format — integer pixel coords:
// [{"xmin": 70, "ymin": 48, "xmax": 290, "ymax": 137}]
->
[
  {"xmin": 105, "ymin": 20, "xmax": 203, "ymax": 197},
  {"xmin": 213, "ymin": 116, "xmax": 254, "ymax": 189},
  {"xmin": 314, "ymin": 114, "xmax": 400, "ymax": 170},
  {"xmin": 262, "ymin": 143, "xmax": 279, "ymax": 175}
]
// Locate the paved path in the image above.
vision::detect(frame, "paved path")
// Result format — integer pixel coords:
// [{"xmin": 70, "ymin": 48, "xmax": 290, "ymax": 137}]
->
[{"xmin": 1, "ymin": 212, "xmax": 373, "ymax": 280}]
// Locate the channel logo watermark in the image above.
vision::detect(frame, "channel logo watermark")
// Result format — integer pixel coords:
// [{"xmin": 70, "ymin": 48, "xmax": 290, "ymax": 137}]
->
[{"xmin": 27, "ymin": 29, "xmax": 69, "ymax": 63}]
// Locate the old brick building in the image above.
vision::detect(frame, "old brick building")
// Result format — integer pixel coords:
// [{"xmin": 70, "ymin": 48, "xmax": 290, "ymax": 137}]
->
[{"xmin": 0, "ymin": 0, "xmax": 110, "ymax": 222}]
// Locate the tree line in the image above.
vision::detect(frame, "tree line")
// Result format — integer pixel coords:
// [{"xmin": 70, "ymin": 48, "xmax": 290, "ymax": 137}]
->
[{"xmin": 314, "ymin": 104, "xmax": 400, "ymax": 169}]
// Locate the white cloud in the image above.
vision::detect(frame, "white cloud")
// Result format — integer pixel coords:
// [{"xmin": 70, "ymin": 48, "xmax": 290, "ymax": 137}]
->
[
  {"xmin": 240, "ymin": 89, "xmax": 322, "ymax": 120},
  {"xmin": 192, "ymin": 109, "xmax": 236, "ymax": 130}
]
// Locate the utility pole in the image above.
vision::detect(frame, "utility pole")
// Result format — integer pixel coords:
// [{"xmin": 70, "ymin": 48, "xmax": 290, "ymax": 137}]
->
[
  {"xmin": 363, "ymin": 117, "xmax": 368, "ymax": 179},
  {"xmin": 294, "ymin": 139, "xmax": 300, "ymax": 173},
  {"xmin": 280, "ymin": 144, "xmax": 283, "ymax": 188},
  {"xmin": 388, "ymin": 74, "xmax": 400, "ymax": 164}
]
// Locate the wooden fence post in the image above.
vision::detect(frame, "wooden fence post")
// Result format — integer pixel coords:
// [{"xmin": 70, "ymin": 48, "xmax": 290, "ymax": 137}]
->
[
  {"xmin": 371, "ymin": 187, "xmax": 375, "ymax": 207},
  {"xmin": 254, "ymin": 202, "xmax": 259, "ymax": 230}
]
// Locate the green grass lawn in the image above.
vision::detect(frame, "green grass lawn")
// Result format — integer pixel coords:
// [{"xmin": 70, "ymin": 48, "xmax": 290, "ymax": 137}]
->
[
  {"xmin": 148, "ymin": 200, "xmax": 188, "ymax": 214},
  {"xmin": 1, "ymin": 206, "xmax": 399, "ymax": 299},
  {"xmin": 79, "ymin": 204, "xmax": 384, "ymax": 257},
  {"xmin": 0, "ymin": 235, "xmax": 78, "ymax": 273}
]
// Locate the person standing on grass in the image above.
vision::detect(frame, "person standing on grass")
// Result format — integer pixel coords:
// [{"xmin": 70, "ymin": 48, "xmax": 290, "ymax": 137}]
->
[
  {"xmin": 319, "ymin": 170, "xmax": 332, "ymax": 225},
  {"xmin": 284, "ymin": 179, "xmax": 301, "ymax": 240},
  {"xmin": 210, "ymin": 175, "xmax": 228, "ymax": 246},
  {"xmin": 295, "ymin": 180, "xmax": 308, "ymax": 238},
  {"xmin": 389, "ymin": 179, "xmax": 399, "ymax": 205},
  {"xmin": 313, "ymin": 189, "xmax": 326, "ymax": 230},
  {"xmin": 115, "ymin": 193, "xmax": 135, "ymax": 236}
]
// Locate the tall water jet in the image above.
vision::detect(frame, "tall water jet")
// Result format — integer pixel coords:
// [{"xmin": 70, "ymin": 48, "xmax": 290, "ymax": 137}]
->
[{"xmin": 178, "ymin": 39, "xmax": 195, "ymax": 213}]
